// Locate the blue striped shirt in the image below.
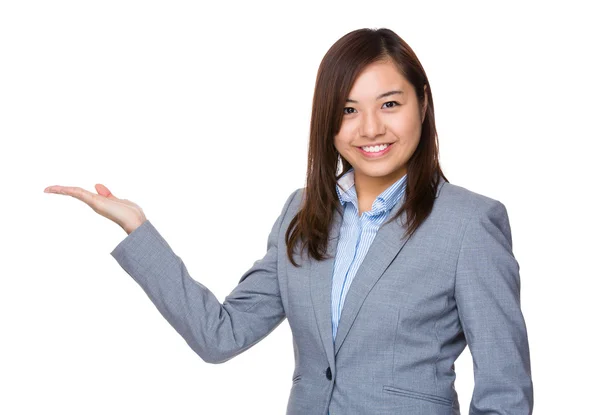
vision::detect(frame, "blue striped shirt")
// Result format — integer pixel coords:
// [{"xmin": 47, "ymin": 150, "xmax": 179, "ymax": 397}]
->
[{"xmin": 331, "ymin": 168, "xmax": 408, "ymax": 342}]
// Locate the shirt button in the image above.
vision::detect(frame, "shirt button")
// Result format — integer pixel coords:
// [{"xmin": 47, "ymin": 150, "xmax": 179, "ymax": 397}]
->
[{"xmin": 325, "ymin": 367, "xmax": 332, "ymax": 380}]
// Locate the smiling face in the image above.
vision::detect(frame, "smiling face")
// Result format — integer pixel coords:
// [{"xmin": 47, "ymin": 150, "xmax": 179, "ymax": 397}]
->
[{"xmin": 334, "ymin": 58, "xmax": 427, "ymax": 196}]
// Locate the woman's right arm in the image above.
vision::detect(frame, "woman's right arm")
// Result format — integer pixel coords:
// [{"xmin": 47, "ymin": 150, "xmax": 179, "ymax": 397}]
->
[{"xmin": 110, "ymin": 188, "xmax": 299, "ymax": 363}]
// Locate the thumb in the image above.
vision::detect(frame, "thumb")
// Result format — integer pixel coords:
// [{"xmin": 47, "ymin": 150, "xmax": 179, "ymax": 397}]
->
[{"xmin": 95, "ymin": 183, "xmax": 117, "ymax": 200}]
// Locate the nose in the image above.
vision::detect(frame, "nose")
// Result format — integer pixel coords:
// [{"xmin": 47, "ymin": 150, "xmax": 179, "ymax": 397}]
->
[{"xmin": 358, "ymin": 111, "xmax": 385, "ymax": 139}]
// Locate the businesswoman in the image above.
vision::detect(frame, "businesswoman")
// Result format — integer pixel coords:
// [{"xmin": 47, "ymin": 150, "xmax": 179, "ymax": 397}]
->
[{"xmin": 44, "ymin": 28, "xmax": 533, "ymax": 414}]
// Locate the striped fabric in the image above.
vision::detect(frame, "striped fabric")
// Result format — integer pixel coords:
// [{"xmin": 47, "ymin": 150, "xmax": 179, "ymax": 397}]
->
[{"xmin": 331, "ymin": 168, "xmax": 408, "ymax": 343}]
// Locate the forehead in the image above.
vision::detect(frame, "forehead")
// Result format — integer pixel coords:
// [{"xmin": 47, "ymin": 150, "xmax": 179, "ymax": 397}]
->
[{"xmin": 348, "ymin": 60, "xmax": 411, "ymax": 97}]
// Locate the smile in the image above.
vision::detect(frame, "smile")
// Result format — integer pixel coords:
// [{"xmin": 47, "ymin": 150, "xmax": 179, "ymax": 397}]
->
[{"xmin": 357, "ymin": 142, "xmax": 394, "ymax": 158}]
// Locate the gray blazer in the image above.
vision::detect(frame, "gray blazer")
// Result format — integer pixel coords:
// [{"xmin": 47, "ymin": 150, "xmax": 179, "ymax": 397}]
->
[{"xmin": 110, "ymin": 178, "xmax": 533, "ymax": 414}]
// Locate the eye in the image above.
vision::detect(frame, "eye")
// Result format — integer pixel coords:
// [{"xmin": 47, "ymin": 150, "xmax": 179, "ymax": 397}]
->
[
  {"xmin": 382, "ymin": 101, "xmax": 400, "ymax": 109},
  {"xmin": 343, "ymin": 107, "xmax": 356, "ymax": 115}
]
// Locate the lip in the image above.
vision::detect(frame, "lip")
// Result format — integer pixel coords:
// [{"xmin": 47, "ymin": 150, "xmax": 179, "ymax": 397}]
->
[{"xmin": 356, "ymin": 142, "xmax": 395, "ymax": 158}]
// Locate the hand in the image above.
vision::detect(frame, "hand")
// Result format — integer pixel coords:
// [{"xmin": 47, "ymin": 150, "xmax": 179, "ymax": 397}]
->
[{"xmin": 44, "ymin": 183, "xmax": 147, "ymax": 234}]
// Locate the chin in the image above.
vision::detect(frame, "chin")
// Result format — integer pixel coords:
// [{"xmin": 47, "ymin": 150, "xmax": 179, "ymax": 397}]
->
[{"xmin": 357, "ymin": 165, "xmax": 404, "ymax": 177}]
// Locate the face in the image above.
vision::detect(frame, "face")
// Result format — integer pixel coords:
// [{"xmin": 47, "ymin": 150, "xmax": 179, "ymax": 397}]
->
[{"xmin": 334, "ymin": 59, "xmax": 427, "ymax": 193}]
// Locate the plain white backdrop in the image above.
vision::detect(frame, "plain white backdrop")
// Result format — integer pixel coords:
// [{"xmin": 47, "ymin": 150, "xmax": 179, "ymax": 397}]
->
[{"xmin": 1, "ymin": 0, "xmax": 598, "ymax": 413}]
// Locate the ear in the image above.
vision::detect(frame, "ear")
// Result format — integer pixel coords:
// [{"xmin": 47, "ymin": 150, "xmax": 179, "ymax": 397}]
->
[{"xmin": 421, "ymin": 84, "xmax": 428, "ymax": 123}]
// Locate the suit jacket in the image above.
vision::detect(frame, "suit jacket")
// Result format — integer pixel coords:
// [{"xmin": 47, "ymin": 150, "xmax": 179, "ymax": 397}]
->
[{"xmin": 110, "ymin": 177, "xmax": 533, "ymax": 415}]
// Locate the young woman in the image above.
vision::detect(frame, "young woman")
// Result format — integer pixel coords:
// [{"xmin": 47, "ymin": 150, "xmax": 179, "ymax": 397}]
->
[{"xmin": 44, "ymin": 28, "xmax": 533, "ymax": 414}]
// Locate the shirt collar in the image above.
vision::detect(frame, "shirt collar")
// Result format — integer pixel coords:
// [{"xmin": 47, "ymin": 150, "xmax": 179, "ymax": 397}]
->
[{"xmin": 335, "ymin": 167, "xmax": 407, "ymax": 215}]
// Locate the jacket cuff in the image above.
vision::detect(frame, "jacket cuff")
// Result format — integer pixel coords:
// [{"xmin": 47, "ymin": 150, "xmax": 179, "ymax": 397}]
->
[{"xmin": 109, "ymin": 219, "xmax": 173, "ymax": 283}]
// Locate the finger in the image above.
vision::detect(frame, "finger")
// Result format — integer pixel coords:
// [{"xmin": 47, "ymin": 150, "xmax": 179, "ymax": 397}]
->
[
  {"xmin": 44, "ymin": 185, "xmax": 64, "ymax": 194},
  {"xmin": 47, "ymin": 185, "xmax": 101, "ymax": 208},
  {"xmin": 95, "ymin": 183, "xmax": 117, "ymax": 199},
  {"xmin": 45, "ymin": 185, "xmax": 75, "ymax": 195}
]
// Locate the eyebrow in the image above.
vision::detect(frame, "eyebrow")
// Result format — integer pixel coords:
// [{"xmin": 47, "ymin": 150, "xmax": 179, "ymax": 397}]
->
[{"xmin": 346, "ymin": 90, "xmax": 404, "ymax": 103}]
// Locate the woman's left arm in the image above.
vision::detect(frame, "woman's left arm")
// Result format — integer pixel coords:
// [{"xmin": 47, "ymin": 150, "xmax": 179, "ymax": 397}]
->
[{"xmin": 455, "ymin": 200, "xmax": 534, "ymax": 415}]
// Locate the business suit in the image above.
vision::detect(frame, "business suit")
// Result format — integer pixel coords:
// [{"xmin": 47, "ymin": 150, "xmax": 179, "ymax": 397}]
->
[{"xmin": 110, "ymin": 177, "xmax": 533, "ymax": 414}]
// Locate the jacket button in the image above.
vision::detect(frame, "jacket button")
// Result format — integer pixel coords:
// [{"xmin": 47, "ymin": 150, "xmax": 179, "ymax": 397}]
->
[{"xmin": 325, "ymin": 367, "xmax": 332, "ymax": 380}]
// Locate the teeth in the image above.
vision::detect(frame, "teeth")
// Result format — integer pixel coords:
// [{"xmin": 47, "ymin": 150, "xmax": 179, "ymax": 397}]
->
[{"xmin": 361, "ymin": 144, "xmax": 389, "ymax": 152}]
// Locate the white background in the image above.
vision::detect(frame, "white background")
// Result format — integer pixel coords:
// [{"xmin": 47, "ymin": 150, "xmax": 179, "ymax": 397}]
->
[{"xmin": 1, "ymin": 1, "xmax": 598, "ymax": 413}]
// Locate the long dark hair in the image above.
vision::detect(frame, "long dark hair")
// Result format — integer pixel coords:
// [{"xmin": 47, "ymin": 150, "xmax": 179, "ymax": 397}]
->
[{"xmin": 285, "ymin": 28, "xmax": 448, "ymax": 267}]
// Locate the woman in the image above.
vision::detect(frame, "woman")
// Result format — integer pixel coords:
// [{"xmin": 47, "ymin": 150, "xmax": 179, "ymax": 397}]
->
[{"xmin": 44, "ymin": 28, "xmax": 533, "ymax": 414}]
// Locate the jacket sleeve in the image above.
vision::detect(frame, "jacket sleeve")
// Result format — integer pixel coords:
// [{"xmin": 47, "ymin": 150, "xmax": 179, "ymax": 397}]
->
[
  {"xmin": 110, "ymin": 188, "xmax": 299, "ymax": 364},
  {"xmin": 454, "ymin": 200, "xmax": 534, "ymax": 414}
]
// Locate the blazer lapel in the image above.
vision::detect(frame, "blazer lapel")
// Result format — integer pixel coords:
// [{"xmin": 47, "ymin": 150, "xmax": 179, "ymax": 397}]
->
[
  {"xmin": 309, "ymin": 177, "xmax": 448, "ymax": 363},
  {"xmin": 309, "ymin": 207, "xmax": 342, "ymax": 372}
]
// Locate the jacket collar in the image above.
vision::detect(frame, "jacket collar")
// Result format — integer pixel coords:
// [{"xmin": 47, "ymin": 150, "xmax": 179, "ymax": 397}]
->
[{"xmin": 335, "ymin": 168, "xmax": 408, "ymax": 216}]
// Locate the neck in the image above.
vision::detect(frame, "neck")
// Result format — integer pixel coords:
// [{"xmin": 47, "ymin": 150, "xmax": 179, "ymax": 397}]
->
[{"xmin": 353, "ymin": 168, "xmax": 406, "ymax": 214}]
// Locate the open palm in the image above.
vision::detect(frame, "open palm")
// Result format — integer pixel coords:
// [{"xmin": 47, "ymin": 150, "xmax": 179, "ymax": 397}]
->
[{"xmin": 44, "ymin": 183, "xmax": 147, "ymax": 234}]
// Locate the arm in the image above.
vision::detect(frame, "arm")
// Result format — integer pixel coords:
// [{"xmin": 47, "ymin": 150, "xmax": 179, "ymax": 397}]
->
[
  {"xmin": 110, "ymin": 188, "xmax": 299, "ymax": 364},
  {"xmin": 455, "ymin": 200, "xmax": 534, "ymax": 414}
]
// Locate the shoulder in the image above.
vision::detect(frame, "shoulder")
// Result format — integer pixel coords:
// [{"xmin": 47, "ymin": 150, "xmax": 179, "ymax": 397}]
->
[
  {"xmin": 277, "ymin": 187, "xmax": 305, "ymax": 220},
  {"xmin": 289, "ymin": 187, "xmax": 305, "ymax": 210},
  {"xmin": 434, "ymin": 180, "xmax": 514, "ymax": 248},
  {"xmin": 435, "ymin": 180, "xmax": 509, "ymax": 220},
  {"xmin": 432, "ymin": 180, "xmax": 513, "ymax": 245}
]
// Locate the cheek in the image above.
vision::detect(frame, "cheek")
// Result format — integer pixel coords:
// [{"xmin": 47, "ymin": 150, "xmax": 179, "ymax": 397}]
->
[
  {"xmin": 390, "ymin": 116, "xmax": 421, "ymax": 141},
  {"xmin": 338, "ymin": 117, "xmax": 358, "ymax": 136},
  {"xmin": 334, "ymin": 130, "xmax": 352, "ymax": 149}
]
